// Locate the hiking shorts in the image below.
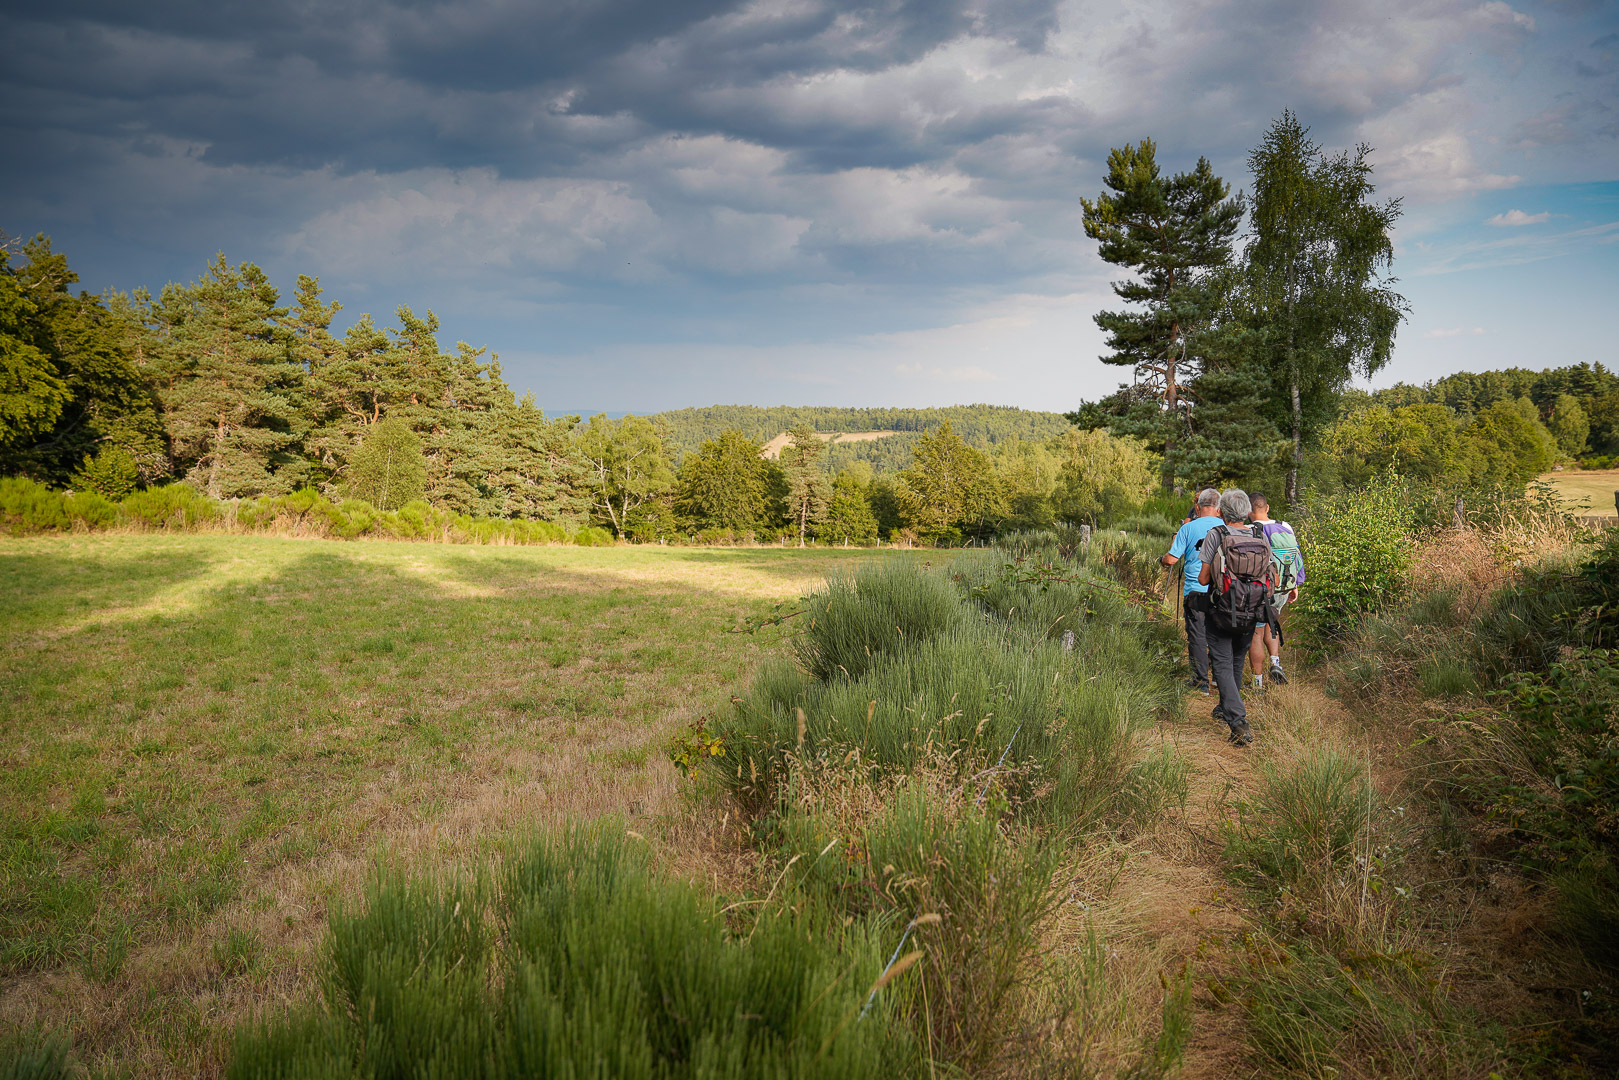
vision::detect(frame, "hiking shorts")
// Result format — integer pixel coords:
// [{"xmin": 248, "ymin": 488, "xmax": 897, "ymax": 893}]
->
[{"xmin": 1255, "ymin": 591, "xmax": 1288, "ymax": 628}]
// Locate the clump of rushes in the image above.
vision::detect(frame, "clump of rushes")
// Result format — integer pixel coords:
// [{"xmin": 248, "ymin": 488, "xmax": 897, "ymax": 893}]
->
[
  {"xmin": 1224, "ymin": 745, "xmax": 1374, "ymax": 891},
  {"xmin": 227, "ymin": 825, "xmax": 912, "ymax": 1080},
  {"xmin": 772, "ymin": 788, "xmax": 1060, "ymax": 1074},
  {"xmin": 1238, "ymin": 936, "xmax": 1508, "ymax": 1078}
]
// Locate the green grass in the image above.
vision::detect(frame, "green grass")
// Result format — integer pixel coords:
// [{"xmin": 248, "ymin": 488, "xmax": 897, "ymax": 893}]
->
[
  {"xmin": 0, "ymin": 533, "xmax": 930, "ymax": 1077},
  {"xmin": 1539, "ymin": 468, "xmax": 1619, "ymax": 514}
]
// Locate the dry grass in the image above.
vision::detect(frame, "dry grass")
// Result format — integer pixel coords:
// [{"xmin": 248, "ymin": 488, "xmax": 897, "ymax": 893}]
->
[{"xmin": 0, "ymin": 534, "xmax": 943, "ymax": 1077}]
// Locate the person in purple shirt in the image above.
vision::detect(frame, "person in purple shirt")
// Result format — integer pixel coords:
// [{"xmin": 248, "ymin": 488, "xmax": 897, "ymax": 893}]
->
[
  {"xmin": 1245, "ymin": 492, "xmax": 1304, "ymax": 689},
  {"xmin": 1160, "ymin": 488, "xmax": 1222, "ymax": 693}
]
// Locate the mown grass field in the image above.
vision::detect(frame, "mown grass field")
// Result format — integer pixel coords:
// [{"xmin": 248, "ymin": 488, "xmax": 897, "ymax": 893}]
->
[
  {"xmin": 1540, "ymin": 468, "xmax": 1619, "ymax": 514},
  {"xmin": 0, "ymin": 535, "xmax": 931, "ymax": 1076}
]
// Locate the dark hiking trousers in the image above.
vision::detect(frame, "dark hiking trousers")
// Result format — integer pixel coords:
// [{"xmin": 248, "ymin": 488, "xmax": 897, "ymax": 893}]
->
[
  {"xmin": 1183, "ymin": 590, "xmax": 1210, "ymax": 690},
  {"xmin": 1209, "ymin": 624, "xmax": 1258, "ymax": 729}
]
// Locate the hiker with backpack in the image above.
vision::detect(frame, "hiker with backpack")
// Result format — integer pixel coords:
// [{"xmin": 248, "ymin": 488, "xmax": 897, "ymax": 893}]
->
[
  {"xmin": 1161, "ymin": 488, "xmax": 1223, "ymax": 693},
  {"xmin": 1197, "ymin": 488, "xmax": 1278, "ymax": 748},
  {"xmin": 1245, "ymin": 492, "xmax": 1304, "ymax": 690}
]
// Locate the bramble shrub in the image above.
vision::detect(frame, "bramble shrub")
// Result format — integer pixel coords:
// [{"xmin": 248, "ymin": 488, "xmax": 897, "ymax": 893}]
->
[{"xmin": 1293, "ymin": 470, "xmax": 1414, "ymax": 645}]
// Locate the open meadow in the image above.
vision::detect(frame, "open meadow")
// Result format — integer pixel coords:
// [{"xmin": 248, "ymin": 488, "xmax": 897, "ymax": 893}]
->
[
  {"xmin": 1540, "ymin": 469, "xmax": 1619, "ymax": 515},
  {"xmin": 0, "ymin": 536, "xmax": 927, "ymax": 1075}
]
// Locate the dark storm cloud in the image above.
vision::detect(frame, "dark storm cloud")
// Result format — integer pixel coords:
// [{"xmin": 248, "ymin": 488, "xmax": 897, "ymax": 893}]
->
[{"xmin": 1, "ymin": 0, "xmax": 1070, "ymax": 181}]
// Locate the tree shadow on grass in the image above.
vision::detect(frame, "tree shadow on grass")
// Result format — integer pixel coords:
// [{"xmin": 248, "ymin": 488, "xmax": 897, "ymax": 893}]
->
[{"xmin": 0, "ymin": 545, "xmax": 221, "ymax": 637}]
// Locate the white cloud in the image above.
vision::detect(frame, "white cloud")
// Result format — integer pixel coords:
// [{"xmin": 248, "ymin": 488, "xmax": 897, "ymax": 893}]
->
[
  {"xmin": 1485, "ymin": 209, "xmax": 1551, "ymax": 226},
  {"xmin": 1422, "ymin": 326, "xmax": 1487, "ymax": 338},
  {"xmin": 1358, "ymin": 87, "xmax": 1522, "ymax": 200},
  {"xmin": 1417, "ymin": 219, "xmax": 1619, "ymax": 274},
  {"xmin": 893, "ymin": 362, "xmax": 998, "ymax": 382}
]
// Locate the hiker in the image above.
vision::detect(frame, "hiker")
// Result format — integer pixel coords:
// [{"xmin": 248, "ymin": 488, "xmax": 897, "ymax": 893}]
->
[
  {"xmin": 1161, "ymin": 488, "xmax": 1223, "ymax": 693},
  {"xmin": 1197, "ymin": 489, "xmax": 1276, "ymax": 748},
  {"xmin": 1245, "ymin": 492, "xmax": 1304, "ymax": 691}
]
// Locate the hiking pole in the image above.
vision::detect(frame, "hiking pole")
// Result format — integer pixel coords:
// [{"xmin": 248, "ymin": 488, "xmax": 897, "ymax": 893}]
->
[
  {"xmin": 975, "ymin": 720, "xmax": 1025, "ymax": 806},
  {"xmin": 860, "ymin": 912, "xmax": 942, "ymax": 1019}
]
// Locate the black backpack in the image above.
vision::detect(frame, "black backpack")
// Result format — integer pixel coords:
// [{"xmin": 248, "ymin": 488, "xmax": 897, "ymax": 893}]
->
[{"xmin": 1208, "ymin": 524, "xmax": 1275, "ymax": 635}]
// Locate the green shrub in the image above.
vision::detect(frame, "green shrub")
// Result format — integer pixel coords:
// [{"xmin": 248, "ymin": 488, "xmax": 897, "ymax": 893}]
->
[
  {"xmin": 72, "ymin": 444, "xmax": 141, "ymax": 498},
  {"xmin": 572, "ymin": 525, "xmax": 614, "ymax": 547},
  {"xmin": 0, "ymin": 1027, "xmax": 74, "ymax": 1080},
  {"xmin": 1118, "ymin": 745, "xmax": 1192, "ymax": 826},
  {"xmin": 1293, "ymin": 471, "xmax": 1415, "ymax": 646},
  {"xmin": 773, "ymin": 791, "xmax": 1057, "ymax": 1073},
  {"xmin": 390, "ymin": 499, "xmax": 438, "ymax": 538},
  {"xmin": 1417, "ymin": 656, "xmax": 1476, "ymax": 698},
  {"xmin": 1239, "ymin": 937, "xmax": 1506, "ymax": 1078},
  {"xmin": 721, "ymin": 558, "xmax": 1175, "ymax": 831},
  {"xmin": 119, "ymin": 483, "xmax": 218, "ymax": 528},
  {"xmin": 0, "ymin": 477, "xmax": 70, "ymax": 533},
  {"xmin": 0, "ymin": 477, "xmax": 118, "ymax": 534},
  {"xmin": 229, "ymin": 826, "xmax": 910, "ymax": 1079},
  {"xmin": 792, "ymin": 560, "xmax": 963, "ymax": 682}
]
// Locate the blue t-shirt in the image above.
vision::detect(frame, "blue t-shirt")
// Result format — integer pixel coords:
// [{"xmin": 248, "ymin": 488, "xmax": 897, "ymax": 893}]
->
[{"xmin": 1168, "ymin": 516, "xmax": 1222, "ymax": 595}]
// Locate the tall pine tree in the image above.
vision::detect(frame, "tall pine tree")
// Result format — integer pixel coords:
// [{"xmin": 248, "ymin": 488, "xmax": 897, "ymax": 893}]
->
[
  {"xmin": 779, "ymin": 425, "xmax": 831, "ymax": 546},
  {"xmin": 146, "ymin": 255, "xmax": 306, "ymax": 498},
  {"xmin": 1081, "ymin": 140, "xmax": 1243, "ymax": 483}
]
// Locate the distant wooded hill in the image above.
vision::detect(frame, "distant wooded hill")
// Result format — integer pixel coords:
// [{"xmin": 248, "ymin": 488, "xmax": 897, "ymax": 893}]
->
[{"xmin": 646, "ymin": 405, "xmax": 1072, "ymax": 470}]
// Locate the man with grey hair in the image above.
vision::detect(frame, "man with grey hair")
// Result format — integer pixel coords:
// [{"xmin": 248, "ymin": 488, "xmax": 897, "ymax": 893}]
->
[
  {"xmin": 1160, "ymin": 487, "xmax": 1223, "ymax": 693},
  {"xmin": 1197, "ymin": 488, "xmax": 1272, "ymax": 747}
]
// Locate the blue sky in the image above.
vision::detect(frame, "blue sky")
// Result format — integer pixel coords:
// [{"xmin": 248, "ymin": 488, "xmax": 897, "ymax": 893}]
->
[{"xmin": 2, "ymin": 0, "xmax": 1615, "ymax": 413}]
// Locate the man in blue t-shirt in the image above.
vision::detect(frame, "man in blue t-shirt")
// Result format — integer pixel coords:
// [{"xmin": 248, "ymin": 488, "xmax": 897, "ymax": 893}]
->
[{"xmin": 1161, "ymin": 488, "xmax": 1222, "ymax": 692}]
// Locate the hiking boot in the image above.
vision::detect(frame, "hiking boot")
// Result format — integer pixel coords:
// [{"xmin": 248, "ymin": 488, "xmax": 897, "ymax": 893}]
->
[
  {"xmin": 1269, "ymin": 659, "xmax": 1288, "ymax": 685},
  {"xmin": 1212, "ymin": 705, "xmax": 1226, "ymax": 724},
  {"xmin": 1230, "ymin": 722, "xmax": 1254, "ymax": 747},
  {"xmin": 1186, "ymin": 679, "xmax": 1210, "ymax": 694}
]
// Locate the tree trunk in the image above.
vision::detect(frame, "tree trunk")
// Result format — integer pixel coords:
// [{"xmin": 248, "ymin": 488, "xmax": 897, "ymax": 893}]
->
[
  {"xmin": 1162, "ymin": 325, "xmax": 1179, "ymax": 491},
  {"xmin": 1286, "ymin": 378, "xmax": 1302, "ymax": 506},
  {"xmin": 208, "ymin": 414, "xmax": 228, "ymax": 499},
  {"xmin": 798, "ymin": 500, "xmax": 807, "ymax": 547}
]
